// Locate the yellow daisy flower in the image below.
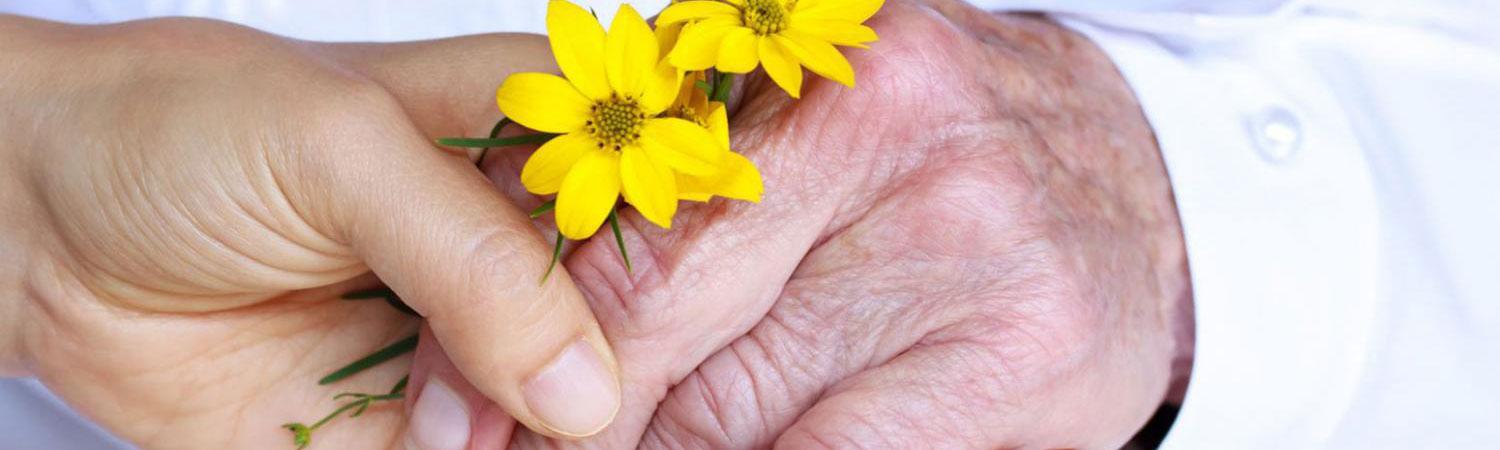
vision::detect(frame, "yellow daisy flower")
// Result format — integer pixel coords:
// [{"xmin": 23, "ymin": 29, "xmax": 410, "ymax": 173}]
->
[
  {"xmin": 498, "ymin": 0, "xmax": 726, "ymax": 239},
  {"xmin": 657, "ymin": 0, "xmax": 882, "ymax": 98},
  {"xmin": 665, "ymin": 72, "xmax": 764, "ymax": 202}
]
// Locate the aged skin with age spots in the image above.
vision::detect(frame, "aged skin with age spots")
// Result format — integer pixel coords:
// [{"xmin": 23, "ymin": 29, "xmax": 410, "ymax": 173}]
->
[
  {"xmin": 0, "ymin": 0, "xmax": 1190, "ymax": 447},
  {"xmin": 431, "ymin": 0, "xmax": 1194, "ymax": 448}
]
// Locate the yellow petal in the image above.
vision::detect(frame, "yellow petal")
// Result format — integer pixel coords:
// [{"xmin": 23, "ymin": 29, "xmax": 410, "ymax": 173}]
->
[
  {"xmin": 794, "ymin": 0, "xmax": 884, "ymax": 23},
  {"xmin": 677, "ymin": 190, "xmax": 713, "ymax": 202},
  {"xmin": 640, "ymin": 118, "xmax": 725, "ymax": 176},
  {"xmin": 709, "ymin": 151, "xmax": 764, "ymax": 202},
  {"xmin": 759, "ymin": 35, "xmax": 803, "ymax": 98},
  {"xmin": 496, "ymin": 72, "xmax": 591, "ymax": 133},
  {"xmin": 556, "ymin": 149, "xmax": 621, "ymax": 240},
  {"xmin": 671, "ymin": 70, "xmax": 709, "ymax": 111},
  {"xmin": 656, "ymin": 21, "xmax": 684, "ymax": 57},
  {"xmin": 778, "ymin": 31, "xmax": 855, "ymax": 87},
  {"xmin": 520, "ymin": 132, "xmax": 595, "ymax": 195},
  {"xmin": 687, "ymin": 71, "xmax": 714, "ymax": 113},
  {"xmin": 678, "ymin": 152, "xmax": 763, "ymax": 203},
  {"xmin": 675, "ymin": 173, "xmax": 712, "ymax": 201},
  {"xmin": 658, "ymin": 0, "xmax": 739, "ymax": 26},
  {"xmin": 641, "ymin": 59, "xmax": 683, "ymax": 115},
  {"xmin": 716, "ymin": 27, "xmax": 760, "ymax": 73},
  {"xmin": 788, "ymin": 19, "xmax": 878, "ymax": 47},
  {"xmin": 605, "ymin": 4, "xmax": 658, "ymax": 97},
  {"xmin": 706, "ymin": 102, "xmax": 730, "ymax": 150},
  {"xmin": 547, "ymin": 0, "xmax": 610, "ymax": 99},
  {"xmin": 668, "ymin": 20, "xmax": 740, "ymax": 71},
  {"xmin": 619, "ymin": 145, "xmax": 678, "ymax": 229}
]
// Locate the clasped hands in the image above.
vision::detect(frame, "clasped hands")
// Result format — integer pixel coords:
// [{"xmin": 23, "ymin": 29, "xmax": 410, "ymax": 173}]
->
[{"xmin": 0, "ymin": 0, "xmax": 1192, "ymax": 448}]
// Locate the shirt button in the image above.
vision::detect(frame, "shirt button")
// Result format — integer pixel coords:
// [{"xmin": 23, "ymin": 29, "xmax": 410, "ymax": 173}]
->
[{"xmin": 1246, "ymin": 106, "xmax": 1302, "ymax": 164}]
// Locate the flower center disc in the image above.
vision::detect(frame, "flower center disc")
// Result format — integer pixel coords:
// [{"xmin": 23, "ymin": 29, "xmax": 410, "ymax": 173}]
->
[
  {"xmin": 587, "ymin": 96, "xmax": 645, "ymax": 150},
  {"xmin": 742, "ymin": 0, "xmax": 789, "ymax": 35}
]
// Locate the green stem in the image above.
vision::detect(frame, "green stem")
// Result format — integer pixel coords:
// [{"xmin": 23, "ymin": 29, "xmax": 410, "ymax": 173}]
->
[
  {"xmin": 475, "ymin": 117, "xmax": 513, "ymax": 167},
  {"xmin": 608, "ymin": 209, "xmax": 632, "ymax": 274},
  {"xmin": 540, "ymin": 233, "xmax": 566, "ymax": 284},
  {"xmin": 307, "ymin": 393, "xmax": 395, "ymax": 431},
  {"xmin": 529, "ymin": 200, "xmax": 556, "ymax": 219},
  {"xmin": 711, "ymin": 72, "xmax": 734, "ymax": 103},
  {"xmin": 318, "ymin": 334, "xmax": 418, "ymax": 385},
  {"xmin": 340, "ymin": 287, "xmax": 394, "ymax": 300},
  {"xmin": 389, "ymin": 375, "xmax": 410, "ymax": 395},
  {"xmin": 341, "ymin": 286, "xmax": 419, "ymax": 318},
  {"xmin": 285, "ymin": 375, "xmax": 409, "ymax": 449},
  {"xmin": 437, "ymin": 134, "xmax": 556, "ymax": 148}
]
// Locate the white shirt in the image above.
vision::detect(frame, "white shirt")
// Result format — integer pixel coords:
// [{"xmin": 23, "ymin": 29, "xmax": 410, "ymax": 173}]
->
[{"xmin": 1, "ymin": 1, "xmax": 1496, "ymax": 448}]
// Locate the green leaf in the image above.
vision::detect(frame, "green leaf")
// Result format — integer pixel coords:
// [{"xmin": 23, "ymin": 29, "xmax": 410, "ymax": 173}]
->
[
  {"xmin": 541, "ymin": 233, "xmax": 566, "ymax": 284},
  {"xmin": 609, "ymin": 209, "xmax": 632, "ymax": 274},
  {"xmin": 436, "ymin": 134, "xmax": 557, "ymax": 148},
  {"xmin": 529, "ymin": 200, "xmax": 556, "ymax": 219},
  {"xmin": 695, "ymin": 79, "xmax": 713, "ymax": 96},
  {"xmin": 318, "ymin": 334, "xmax": 418, "ymax": 385}
]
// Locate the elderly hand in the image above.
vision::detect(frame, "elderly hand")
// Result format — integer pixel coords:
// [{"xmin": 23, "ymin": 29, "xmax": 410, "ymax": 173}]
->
[
  {"xmin": 418, "ymin": 0, "xmax": 1193, "ymax": 448},
  {"xmin": 0, "ymin": 16, "xmax": 627, "ymax": 448}
]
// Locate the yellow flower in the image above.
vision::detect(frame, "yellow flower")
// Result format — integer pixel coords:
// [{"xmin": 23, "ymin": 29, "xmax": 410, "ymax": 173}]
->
[
  {"xmin": 498, "ymin": 0, "xmax": 726, "ymax": 239},
  {"xmin": 658, "ymin": 0, "xmax": 882, "ymax": 98},
  {"xmin": 665, "ymin": 72, "xmax": 763, "ymax": 203}
]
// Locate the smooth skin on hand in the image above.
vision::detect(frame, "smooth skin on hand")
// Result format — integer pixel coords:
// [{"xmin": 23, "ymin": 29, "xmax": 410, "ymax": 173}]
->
[
  {"xmin": 0, "ymin": 15, "xmax": 622, "ymax": 448},
  {"xmin": 423, "ymin": 0, "xmax": 1194, "ymax": 448}
]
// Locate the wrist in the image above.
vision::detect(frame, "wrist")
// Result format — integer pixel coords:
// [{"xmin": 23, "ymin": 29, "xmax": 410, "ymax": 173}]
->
[{"xmin": 1010, "ymin": 14, "xmax": 1195, "ymax": 404}]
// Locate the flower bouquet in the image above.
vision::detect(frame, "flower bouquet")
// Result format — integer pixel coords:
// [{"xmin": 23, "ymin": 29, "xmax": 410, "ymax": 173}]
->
[{"xmin": 283, "ymin": 0, "xmax": 880, "ymax": 446}]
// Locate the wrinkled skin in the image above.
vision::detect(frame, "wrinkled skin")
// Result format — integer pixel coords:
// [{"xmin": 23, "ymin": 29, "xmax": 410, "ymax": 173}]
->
[
  {"xmin": 441, "ymin": 0, "xmax": 1194, "ymax": 448},
  {"xmin": 0, "ymin": 0, "xmax": 1192, "ymax": 448}
]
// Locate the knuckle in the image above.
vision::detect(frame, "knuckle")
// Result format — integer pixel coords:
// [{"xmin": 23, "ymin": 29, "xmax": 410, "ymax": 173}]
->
[
  {"xmin": 650, "ymin": 320, "xmax": 831, "ymax": 450},
  {"xmin": 563, "ymin": 226, "xmax": 676, "ymax": 337},
  {"xmin": 294, "ymin": 75, "xmax": 407, "ymax": 141},
  {"xmin": 643, "ymin": 383, "xmax": 727, "ymax": 450},
  {"xmin": 446, "ymin": 228, "xmax": 562, "ymax": 322},
  {"xmin": 981, "ymin": 246, "xmax": 1107, "ymax": 378},
  {"xmin": 777, "ymin": 421, "xmax": 890, "ymax": 450},
  {"xmin": 653, "ymin": 351, "xmax": 773, "ymax": 448}
]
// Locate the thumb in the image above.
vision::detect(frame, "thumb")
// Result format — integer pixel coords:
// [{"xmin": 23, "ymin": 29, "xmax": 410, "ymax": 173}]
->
[
  {"xmin": 317, "ymin": 33, "xmax": 556, "ymax": 141},
  {"xmin": 318, "ymin": 104, "xmax": 621, "ymax": 440}
]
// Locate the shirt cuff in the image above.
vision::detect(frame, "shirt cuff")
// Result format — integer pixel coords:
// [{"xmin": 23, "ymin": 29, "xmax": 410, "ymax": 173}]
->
[{"xmin": 1054, "ymin": 17, "xmax": 1383, "ymax": 448}]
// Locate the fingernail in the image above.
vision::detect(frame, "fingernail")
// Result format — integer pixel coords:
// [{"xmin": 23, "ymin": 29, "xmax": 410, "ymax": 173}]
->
[
  {"xmin": 408, "ymin": 379, "xmax": 470, "ymax": 450},
  {"xmin": 523, "ymin": 339, "xmax": 620, "ymax": 437}
]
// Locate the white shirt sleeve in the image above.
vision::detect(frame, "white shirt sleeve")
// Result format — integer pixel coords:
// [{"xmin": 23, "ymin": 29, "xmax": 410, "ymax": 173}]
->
[{"xmin": 966, "ymin": 0, "xmax": 1500, "ymax": 447}]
